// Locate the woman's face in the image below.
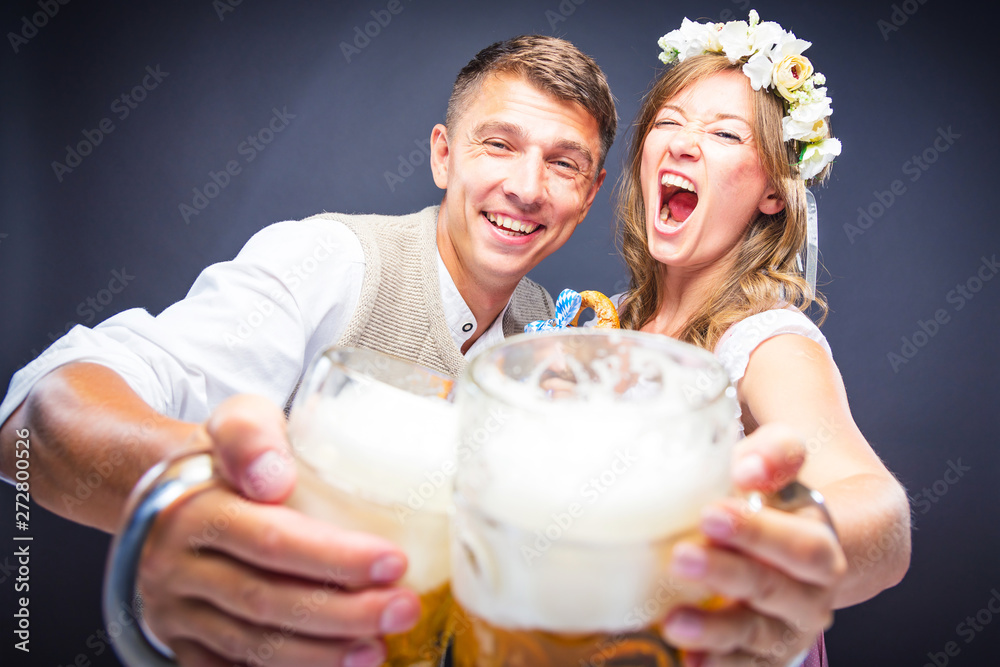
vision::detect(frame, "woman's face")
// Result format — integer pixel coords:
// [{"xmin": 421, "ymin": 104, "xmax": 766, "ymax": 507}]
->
[{"xmin": 639, "ymin": 70, "xmax": 784, "ymax": 276}]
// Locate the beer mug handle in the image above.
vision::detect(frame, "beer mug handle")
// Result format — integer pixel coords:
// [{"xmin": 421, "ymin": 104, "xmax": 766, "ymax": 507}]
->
[{"xmin": 103, "ymin": 449, "xmax": 216, "ymax": 667}]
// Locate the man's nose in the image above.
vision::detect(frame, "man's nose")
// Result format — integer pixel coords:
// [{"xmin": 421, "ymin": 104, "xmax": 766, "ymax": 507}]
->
[{"xmin": 502, "ymin": 153, "xmax": 546, "ymax": 206}]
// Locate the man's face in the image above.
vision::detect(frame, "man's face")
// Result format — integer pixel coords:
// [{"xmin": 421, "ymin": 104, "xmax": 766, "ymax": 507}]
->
[{"xmin": 431, "ymin": 73, "xmax": 606, "ymax": 291}]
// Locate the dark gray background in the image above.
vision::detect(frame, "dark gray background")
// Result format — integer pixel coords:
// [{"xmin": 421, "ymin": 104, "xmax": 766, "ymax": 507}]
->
[{"xmin": 2, "ymin": 0, "xmax": 998, "ymax": 665}]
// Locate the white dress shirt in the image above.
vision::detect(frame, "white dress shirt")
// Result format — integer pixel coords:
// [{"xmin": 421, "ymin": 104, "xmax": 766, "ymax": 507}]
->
[{"xmin": 0, "ymin": 215, "xmax": 512, "ymax": 425}]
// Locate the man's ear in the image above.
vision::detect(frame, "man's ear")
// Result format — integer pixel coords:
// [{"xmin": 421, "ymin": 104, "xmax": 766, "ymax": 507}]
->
[
  {"xmin": 584, "ymin": 168, "xmax": 607, "ymax": 211},
  {"xmin": 430, "ymin": 124, "xmax": 449, "ymax": 190},
  {"xmin": 758, "ymin": 185, "xmax": 785, "ymax": 216}
]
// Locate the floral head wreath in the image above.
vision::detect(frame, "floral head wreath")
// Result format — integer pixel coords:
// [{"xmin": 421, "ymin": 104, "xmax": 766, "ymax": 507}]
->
[{"xmin": 657, "ymin": 9, "xmax": 837, "ymax": 296}]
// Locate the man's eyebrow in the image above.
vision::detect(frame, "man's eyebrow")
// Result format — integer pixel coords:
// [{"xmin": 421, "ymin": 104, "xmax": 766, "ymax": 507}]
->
[
  {"xmin": 660, "ymin": 104, "xmax": 751, "ymax": 125},
  {"xmin": 470, "ymin": 120, "xmax": 595, "ymax": 171}
]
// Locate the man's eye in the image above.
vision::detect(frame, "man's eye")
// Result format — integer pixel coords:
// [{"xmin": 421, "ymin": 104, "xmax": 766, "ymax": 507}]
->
[{"xmin": 485, "ymin": 140, "xmax": 509, "ymax": 150}]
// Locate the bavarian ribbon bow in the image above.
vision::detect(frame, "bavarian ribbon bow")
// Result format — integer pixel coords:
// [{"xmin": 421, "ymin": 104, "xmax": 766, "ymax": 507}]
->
[{"xmin": 524, "ymin": 289, "xmax": 582, "ymax": 332}]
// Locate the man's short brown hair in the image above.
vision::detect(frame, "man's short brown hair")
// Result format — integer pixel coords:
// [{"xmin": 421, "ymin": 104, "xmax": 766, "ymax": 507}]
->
[{"xmin": 446, "ymin": 35, "xmax": 617, "ymax": 173}]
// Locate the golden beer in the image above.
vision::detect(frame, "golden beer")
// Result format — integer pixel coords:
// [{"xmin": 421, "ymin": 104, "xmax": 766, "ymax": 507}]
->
[
  {"xmin": 286, "ymin": 347, "xmax": 459, "ymax": 667},
  {"xmin": 452, "ymin": 331, "xmax": 738, "ymax": 666}
]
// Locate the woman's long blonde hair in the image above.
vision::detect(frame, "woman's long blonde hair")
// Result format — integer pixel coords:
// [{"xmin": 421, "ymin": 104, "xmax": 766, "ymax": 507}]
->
[{"xmin": 616, "ymin": 54, "xmax": 828, "ymax": 350}]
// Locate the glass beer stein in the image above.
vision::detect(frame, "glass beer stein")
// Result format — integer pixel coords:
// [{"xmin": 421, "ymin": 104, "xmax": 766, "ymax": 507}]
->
[
  {"xmin": 449, "ymin": 329, "xmax": 740, "ymax": 667},
  {"xmin": 103, "ymin": 346, "xmax": 458, "ymax": 667}
]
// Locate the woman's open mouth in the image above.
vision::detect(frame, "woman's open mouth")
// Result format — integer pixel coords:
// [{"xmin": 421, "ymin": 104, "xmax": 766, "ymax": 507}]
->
[{"xmin": 658, "ymin": 173, "xmax": 698, "ymax": 230}]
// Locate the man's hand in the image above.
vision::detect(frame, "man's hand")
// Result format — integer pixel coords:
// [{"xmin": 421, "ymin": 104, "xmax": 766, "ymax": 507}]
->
[
  {"xmin": 662, "ymin": 424, "xmax": 846, "ymax": 666},
  {"xmin": 138, "ymin": 395, "xmax": 422, "ymax": 666}
]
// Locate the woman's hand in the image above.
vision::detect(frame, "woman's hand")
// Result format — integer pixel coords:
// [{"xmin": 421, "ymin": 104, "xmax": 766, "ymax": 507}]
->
[{"xmin": 662, "ymin": 424, "xmax": 847, "ymax": 667}]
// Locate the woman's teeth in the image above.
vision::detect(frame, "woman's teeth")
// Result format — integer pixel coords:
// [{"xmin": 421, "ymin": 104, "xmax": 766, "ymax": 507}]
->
[
  {"xmin": 659, "ymin": 173, "xmax": 698, "ymax": 225},
  {"xmin": 485, "ymin": 212, "xmax": 539, "ymax": 235},
  {"xmin": 661, "ymin": 173, "xmax": 695, "ymax": 192}
]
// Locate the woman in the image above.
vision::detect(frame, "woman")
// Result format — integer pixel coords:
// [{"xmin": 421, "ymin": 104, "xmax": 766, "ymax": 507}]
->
[{"xmin": 614, "ymin": 12, "xmax": 911, "ymax": 667}]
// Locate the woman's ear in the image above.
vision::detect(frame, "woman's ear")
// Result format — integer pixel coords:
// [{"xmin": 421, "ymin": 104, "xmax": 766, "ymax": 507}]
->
[{"xmin": 758, "ymin": 186, "xmax": 786, "ymax": 216}]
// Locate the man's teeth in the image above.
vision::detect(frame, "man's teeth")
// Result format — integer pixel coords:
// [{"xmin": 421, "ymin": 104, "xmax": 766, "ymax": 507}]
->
[
  {"xmin": 660, "ymin": 173, "xmax": 695, "ymax": 192},
  {"xmin": 485, "ymin": 212, "xmax": 539, "ymax": 235}
]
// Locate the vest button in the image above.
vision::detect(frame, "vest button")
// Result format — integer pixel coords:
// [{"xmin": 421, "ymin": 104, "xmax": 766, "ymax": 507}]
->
[{"xmin": 462, "ymin": 323, "xmax": 473, "ymax": 333}]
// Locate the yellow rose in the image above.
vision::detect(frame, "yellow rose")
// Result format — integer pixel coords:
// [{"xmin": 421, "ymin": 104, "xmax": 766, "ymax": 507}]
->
[{"xmin": 773, "ymin": 55, "xmax": 814, "ymax": 101}]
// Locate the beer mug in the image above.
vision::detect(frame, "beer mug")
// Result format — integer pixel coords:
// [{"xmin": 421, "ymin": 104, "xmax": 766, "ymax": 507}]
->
[
  {"xmin": 103, "ymin": 346, "xmax": 458, "ymax": 667},
  {"xmin": 449, "ymin": 329, "xmax": 740, "ymax": 666}
]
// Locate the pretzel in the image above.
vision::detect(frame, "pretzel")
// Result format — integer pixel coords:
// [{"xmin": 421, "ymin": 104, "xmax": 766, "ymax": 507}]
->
[{"xmin": 571, "ymin": 290, "xmax": 620, "ymax": 329}]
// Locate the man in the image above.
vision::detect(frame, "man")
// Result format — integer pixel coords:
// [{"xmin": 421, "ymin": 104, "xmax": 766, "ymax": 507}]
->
[{"xmin": 0, "ymin": 36, "xmax": 615, "ymax": 666}]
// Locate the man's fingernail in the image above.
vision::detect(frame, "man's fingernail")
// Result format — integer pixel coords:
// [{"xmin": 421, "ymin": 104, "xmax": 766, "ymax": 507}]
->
[
  {"xmin": 370, "ymin": 554, "xmax": 406, "ymax": 583},
  {"xmin": 344, "ymin": 641, "xmax": 385, "ymax": 667},
  {"xmin": 671, "ymin": 542, "xmax": 707, "ymax": 578},
  {"xmin": 380, "ymin": 595, "xmax": 420, "ymax": 634},
  {"xmin": 733, "ymin": 453, "xmax": 767, "ymax": 486},
  {"xmin": 242, "ymin": 450, "xmax": 293, "ymax": 499},
  {"xmin": 701, "ymin": 506, "xmax": 734, "ymax": 540}
]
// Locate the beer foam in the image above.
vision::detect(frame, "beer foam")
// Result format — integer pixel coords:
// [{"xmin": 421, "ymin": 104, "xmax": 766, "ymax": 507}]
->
[
  {"xmin": 463, "ymin": 396, "xmax": 735, "ymax": 543},
  {"xmin": 288, "ymin": 379, "xmax": 458, "ymax": 514},
  {"xmin": 452, "ymin": 393, "xmax": 737, "ymax": 633}
]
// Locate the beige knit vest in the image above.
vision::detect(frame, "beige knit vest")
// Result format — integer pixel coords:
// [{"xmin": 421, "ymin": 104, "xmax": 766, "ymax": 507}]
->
[{"xmin": 304, "ymin": 205, "xmax": 554, "ymax": 379}]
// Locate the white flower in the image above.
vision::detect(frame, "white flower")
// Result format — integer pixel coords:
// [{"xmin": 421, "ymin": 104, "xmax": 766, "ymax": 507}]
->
[
  {"xmin": 742, "ymin": 52, "xmax": 775, "ymax": 90},
  {"xmin": 655, "ymin": 10, "xmax": 840, "ymax": 182},
  {"xmin": 717, "ymin": 20, "xmax": 753, "ymax": 61},
  {"xmin": 675, "ymin": 18, "xmax": 720, "ymax": 59},
  {"xmin": 782, "ymin": 116, "xmax": 827, "ymax": 143},
  {"xmin": 749, "ymin": 20, "xmax": 787, "ymax": 59},
  {"xmin": 789, "ymin": 94, "xmax": 833, "ymax": 126},
  {"xmin": 799, "ymin": 138, "xmax": 842, "ymax": 180}
]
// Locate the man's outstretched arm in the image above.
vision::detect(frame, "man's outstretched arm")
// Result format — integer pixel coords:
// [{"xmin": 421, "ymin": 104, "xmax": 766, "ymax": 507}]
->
[{"xmin": 0, "ymin": 362, "xmax": 419, "ymax": 666}]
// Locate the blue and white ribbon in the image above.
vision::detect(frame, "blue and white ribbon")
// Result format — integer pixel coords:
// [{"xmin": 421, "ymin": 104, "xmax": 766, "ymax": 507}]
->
[{"xmin": 524, "ymin": 289, "xmax": 582, "ymax": 332}]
